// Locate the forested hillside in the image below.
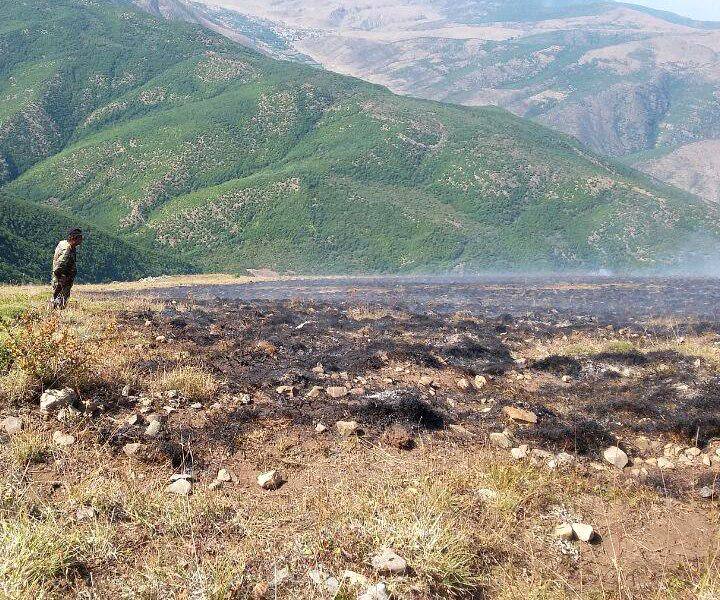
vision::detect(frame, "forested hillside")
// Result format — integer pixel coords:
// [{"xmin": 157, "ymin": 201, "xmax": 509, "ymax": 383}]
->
[{"xmin": 1, "ymin": 0, "xmax": 719, "ymax": 280}]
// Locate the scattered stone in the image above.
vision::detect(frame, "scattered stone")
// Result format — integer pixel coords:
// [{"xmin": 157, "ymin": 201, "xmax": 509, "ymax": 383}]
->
[
  {"xmin": 335, "ymin": 420, "xmax": 359, "ymax": 437},
  {"xmin": 145, "ymin": 419, "xmax": 162, "ymax": 437},
  {"xmin": 217, "ymin": 468, "xmax": 233, "ymax": 482},
  {"xmin": 123, "ymin": 442, "xmax": 146, "ymax": 457},
  {"xmin": 489, "ymin": 432, "xmax": 513, "ymax": 449},
  {"xmin": 703, "ymin": 454, "xmax": 712, "ymax": 467},
  {"xmin": 350, "ymin": 387, "xmax": 366, "ymax": 396},
  {"xmin": 121, "ymin": 384, "xmax": 134, "ymax": 397},
  {"xmin": 269, "ymin": 566, "xmax": 291, "ymax": 588},
  {"xmin": 371, "ymin": 548, "xmax": 407, "ymax": 574},
  {"xmin": 510, "ymin": 445, "xmax": 529, "ymax": 460},
  {"xmin": 257, "ymin": 470, "xmax": 286, "ymax": 490},
  {"xmin": 503, "ymin": 406, "xmax": 538, "ymax": 423},
  {"xmin": 571, "ymin": 523, "xmax": 595, "ymax": 543},
  {"xmin": 657, "ymin": 457, "xmax": 675, "ymax": 470},
  {"xmin": 685, "ymin": 447, "xmax": 702, "ymax": 457},
  {"xmin": 308, "ymin": 570, "xmax": 340, "ymax": 595},
  {"xmin": 382, "ymin": 425, "xmax": 414, "ymax": 450},
  {"xmin": 553, "ymin": 523, "xmax": 574, "ymax": 541},
  {"xmin": 603, "ymin": 446, "xmax": 629, "ymax": 470},
  {"xmin": 155, "ymin": 335, "xmax": 167, "ymax": 343},
  {"xmin": 190, "ymin": 402, "xmax": 203, "ymax": 410},
  {"xmin": 418, "ymin": 375, "xmax": 434, "ymax": 386},
  {"xmin": 52, "ymin": 430, "xmax": 75, "ymax": 446},
  {"xmin": 473, "ymin": 375, "xmax": 488, "ymax": 390},
  {"xmin": 477, "ymin": 488, "xmax": 499, "ymax": 501},
  {"xmin": 276, "ymin": 386, "xmax": 296, "ymax": 396},
  {"xmin": 126, "ymin": 414, "xmax": 143, "ymax": 426},
  {"xmin": 699, "ymin": 486, "xmax": 715, "ymax": 499},
  {"xmin": 166, "ymin": 478, "xmax": 192, "ymax": 496},
  {"xmin": 315, "ymin": 422, "xmax": 327, "ymax": 434},
  {"xmin": 166, "ymin": 389, "xmax": 179, "ymax": 400},
  {"xmin": 76, "ymin": 506, "xmax": 97, "ymax": 521},
  {"xmin": 326, "ymin": 386, "xmax": 349, "ymax": 398},
  {"xmin": 561, "ymin": 375, "xmax": 572, "ymax": 383},
  {"xmin": 457, "ymin": 378, "xmax": 471, "ymax": 390},
  {"xmin": 359, "ymin": 583, "xmax": 390, "ymax": 600},
  {"xmin": 40, "ymin": 388, "xmax": 78, "ymax": 413},
  {"xmin": 343, "ymin": 571, "xmax": 369, "ymax": 587},
  {"xmin": 307, "ymin": 386, "xmax": 323, "ymax": 398},
  {"xmin": 3, "ymin": 416, "xmax": 22, "ymax": 435}
]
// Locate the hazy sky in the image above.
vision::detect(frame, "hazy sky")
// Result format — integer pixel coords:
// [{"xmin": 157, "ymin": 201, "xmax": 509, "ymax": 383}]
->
[{"xmin": 629, "ymin": 0, "xmax": 720, "ymax": 20}]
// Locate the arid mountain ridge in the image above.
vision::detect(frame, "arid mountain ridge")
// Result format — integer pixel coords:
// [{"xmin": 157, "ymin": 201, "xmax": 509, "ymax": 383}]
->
[{"xmin": 136, "ymin": 0, "xmax": 720, "ymax": 203}]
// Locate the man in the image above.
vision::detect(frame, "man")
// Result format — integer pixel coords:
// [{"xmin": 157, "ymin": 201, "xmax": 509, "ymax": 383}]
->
[{"xmin": 51, "ymin": 228, "xmax": 83, "ymax": 309}]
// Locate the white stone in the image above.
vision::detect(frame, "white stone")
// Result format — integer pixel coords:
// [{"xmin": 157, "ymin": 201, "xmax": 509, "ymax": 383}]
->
[
  {"xmin": 359, "ymin": 583, "xmax": 390, "ymax": 600},
  {"xmin": 257, "ymin": 470, "xmax": 286, "ymax": 490},
  {"xmin": 217, "ymin": 468, "xmax": 233, "ymax": 482},
  {"xmin": 510, "ymin": 446, "xmax": 528, "ymax": 460},
  {"xmin": 657, "ymin": 457, "xmax": 675, "ymax": 469},
  {"xmin": 2, "ymin": 416, "xmax": 22, "ymax": 435},
  {"xmin": 123, "ymin": 442, "xmax": 146, "ymax": 457},
  {"xmin": 571, "ymin": 523, "xmax": 595, "ymax": 542},
  {"xmin": 553, "ymin": 523, "xmax": 574, "ymax": 541},
  {"xmin": 145, "ymin": 419, "xmax": 162, "ymax": 436},
  {"xmin": 76, "ymin": 506, "xmax": 97, "ymax": 521},
  {"xmin": 371, "ymin": 548, "xmax": 407, "ymax": 574},
  {"xmin": 315, "ymin": 422, "xmax": 327, "ymax": 434},
  {"xmin": 166, "ymin": 479, "xmax": 192, "ymax": 495},
  {"xmin": 52, "ymin": 430, "xmax": 75, "ymax": 446},
  {"xmin": 603, "ymin": 446, "xmax": 629, "ymax": 469},
  {"xmin": 40, "ymin": 388, "xmax": 78, "ymax": 413}
]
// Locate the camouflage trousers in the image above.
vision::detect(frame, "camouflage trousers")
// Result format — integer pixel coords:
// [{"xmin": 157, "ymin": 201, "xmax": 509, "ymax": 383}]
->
[{"xmin": 51, "ymin": 275, "xmax": 74, "ymax": 310}]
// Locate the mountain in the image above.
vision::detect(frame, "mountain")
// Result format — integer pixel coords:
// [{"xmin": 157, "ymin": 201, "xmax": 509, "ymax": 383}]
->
[
  {"xmin": 0, "ymin": 194, "xmax": 191, "ymax": 283},
  {"xmin": 1, "ymin": 0, "xmax": 719, "ymax": 280},
  {"xmin": 148, "ymin": 0, "xmax": 720, "ymax": 204}
]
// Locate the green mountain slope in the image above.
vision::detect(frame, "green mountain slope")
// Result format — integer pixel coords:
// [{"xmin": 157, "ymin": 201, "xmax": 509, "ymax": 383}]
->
[
  {"xmin": 0, "ymin": 193, "xmax": 191, "ymax": 283},
  {"xmin": 1, "ymin": 0, "xmax": 719, "ymax": 278}
]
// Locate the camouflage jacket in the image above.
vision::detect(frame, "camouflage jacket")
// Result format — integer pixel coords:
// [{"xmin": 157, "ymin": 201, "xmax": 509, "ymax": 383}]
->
[{"xmin": 52, "ymin": 240, "xmax": 77, "ymax": 279}]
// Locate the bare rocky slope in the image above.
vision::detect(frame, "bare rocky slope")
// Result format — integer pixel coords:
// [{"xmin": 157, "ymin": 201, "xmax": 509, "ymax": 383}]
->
[{"xmin": 139, "ymin": 0, "xmax": 720, "ymax": 203}]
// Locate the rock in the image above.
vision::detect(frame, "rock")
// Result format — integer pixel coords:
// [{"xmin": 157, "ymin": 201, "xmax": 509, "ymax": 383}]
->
[
  {"xmin": 170, "ymin": 473, "xmax": 193, "ymax": 482},
  {"xmin": 561, "ymin": 375, "xmax": 572, "ymax": 383},
  {"xmin": 3, "ymin": 416, "xmax": 22, "ymax": 435},
  {"xmin": 350, "ymin": 387, "xmax": 366, "ymax": 396},
  {"xmin": 121, "ymin": 384, "xmax": 133, "ymax": 397},
  {"xmin": 155, "ymin": 335, "xmax": 167, "ymax": 343},
  {"xmin": 40, "ymin": 388, "xmax": 78, "ymax": 413},
  {"xmin": 603, "ymin": 446, "xmax": 629, "ymax": 469},
  {"xmin": 217, "ymin": 468, "xmax": 233, "ymax": 482},
  {"xmin": 553, "ymin": 523, "xmax": 574, "ymax": 541},
  {"xmin": 308, "ymin": 570, "xmax": 340, "ymax": 595},
  {"xmin": 477, "ymin": 488, "xmax": 498, "ymax": 501},
  {"xmin": 123, "ymin": 442, "xmax": 146, "ymax": 457},
  {"xmin": 703, "ymin": 454, "xmax": 712, "ymax": 467},
  {"xmin": 326, "ymin": 386, "xmax": 349, "ymax": 398},
  {"xmin": 145, "ymin": 419, "xmax": 162, "ymax": 437},
  {"xmin": 75, "ymin": 506, "xmax": 97, "ymax": 521},
  {"xmin": 343, "ymin": 571, "xmax": 369, "ymax": 587},
  {"xmin": 489, "ymin": 432, "xmax": 513, "ymax": 449},
  {"xmin": 473, "ymin": 375, "xmax": 488, "ymax": 390},
  {"xmin": 382, "ymin": 425, "xmax": 414, "ymax": 450},
  {"xmin": 510, "ymin": 445, "xmax": 529, "ymax": 460},
  {"xmin": 276, "ymin": 386, "xmax": 296, "ymax": 397},
  {"xmin": 359, "ymin": 583, "xmax": 390, "ymax": 600},
  {"xmin": 335, "ymin": 420, "xmax": 359, "ymax": 437},
  {"xmin": 503, "ymin": 406, "xmax": 537, "ymax": 423},
  {"xmin": 685, "ymin": 447, "xmax": 702, "ymax": 457},
  {"xmin": 457, "ymin": 378, "xmax": 470, "ymax": 390},
  {"xmin": 269, "ymin": 566, "xmax": 291, "ymax": 588},
  {"xmin": 657, "ymin": 457, "xmax": 675, "ymax": 470},
  {"xmin": 571, "ymin": 523, "xmax": 595, "ymax": 542},
  {"xmin": 166, "ymin": 479, "xmax": 192, "ymax": 495},
  {"xmin": 52, "ymin": 430, "xmax": 75, "ymax": 446},
  {"xmin": 257, "ymin": 470, "xmax": 286, "ymax": 490},
  {"xmin": 418, "ymin": 375, "xmax": 434, "ymax": 386},
  {"xmin": 699, "ymin": 486, "xmax": 715, "ymax": 499},
  {"xmin": 307, "ymin": 386, "xmax": 323, "ymax": 398},
  {"xmin": 166, "ymin": 389, "xmax": 179, "ymax": 399},
  {"xmin": 126, "ymin": 414, "xmax": 143, "ymax": 426},
  {"xmin": 371, "ymin": 548, "xmax": 407, "ymax": 574},
  {"xmin": 190, "ymin": 402, "xmax": 203, "ymax": 410},
  {"xmin": 315, "ymin": 422, "xmax": 327, "ymax": 434}
]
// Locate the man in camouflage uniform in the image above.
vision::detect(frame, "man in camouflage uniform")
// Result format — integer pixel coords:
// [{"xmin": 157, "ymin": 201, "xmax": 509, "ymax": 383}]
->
[{"xmin": 51, "ymin": 228, "xmax": 83, "ymax": 309}]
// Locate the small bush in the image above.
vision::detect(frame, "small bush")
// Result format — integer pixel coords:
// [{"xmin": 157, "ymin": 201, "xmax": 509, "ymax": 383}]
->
[{"xmin": 2, "ymin": 313, "xmax": 95, "ymax": 392}]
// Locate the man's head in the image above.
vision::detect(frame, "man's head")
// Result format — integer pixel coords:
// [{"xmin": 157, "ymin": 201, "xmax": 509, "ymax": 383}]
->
[{"xmin": 67, "ymin": 228, "xmax": 83, "ymax": 248}]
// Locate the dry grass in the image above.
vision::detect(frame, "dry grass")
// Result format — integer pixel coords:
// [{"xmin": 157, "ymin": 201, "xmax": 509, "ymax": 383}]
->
[{"xmin": 150, "ymin": 366, "xmax": 220, "ymax": 403}]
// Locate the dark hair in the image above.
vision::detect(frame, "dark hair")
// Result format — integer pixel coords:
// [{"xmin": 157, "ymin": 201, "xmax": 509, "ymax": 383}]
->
[{"xmin": 68, "ymin": 228, "xmax": 83, "ymax": 239}]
